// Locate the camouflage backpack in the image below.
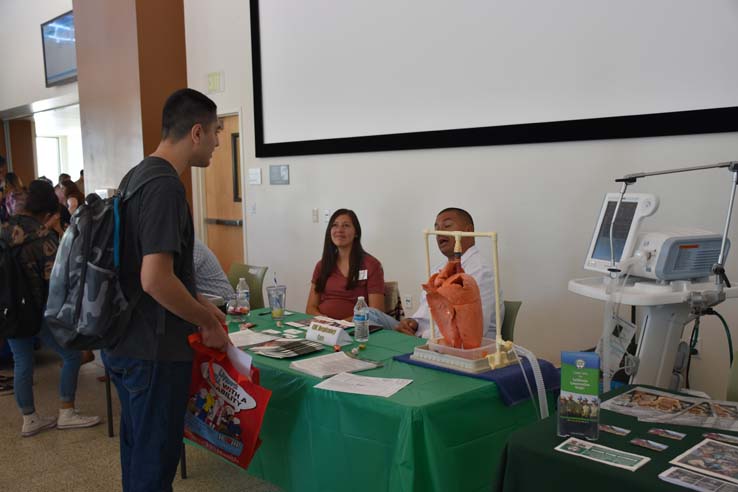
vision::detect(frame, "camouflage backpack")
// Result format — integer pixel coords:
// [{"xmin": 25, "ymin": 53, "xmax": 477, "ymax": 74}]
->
[{"xmin": 45, "ymin": 163, "xmax": 179, "ymax": 350}]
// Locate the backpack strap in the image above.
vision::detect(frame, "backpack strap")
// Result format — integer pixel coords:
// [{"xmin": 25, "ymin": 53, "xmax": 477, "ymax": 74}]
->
[{"xmin": 119, "ymin": 160, "xmax": 181, "ymax": 203}]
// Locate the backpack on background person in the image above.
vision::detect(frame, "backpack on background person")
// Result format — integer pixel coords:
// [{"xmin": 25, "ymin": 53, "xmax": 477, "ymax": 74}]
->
[{"xmin": 0, "ymin": 233, "xmax": 44, "ymax": 339}]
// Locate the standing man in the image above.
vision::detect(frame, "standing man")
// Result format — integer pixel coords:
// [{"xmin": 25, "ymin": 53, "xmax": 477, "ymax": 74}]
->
[{"xmin": 102, "ymin": 89, "xmax": 230, "ymax": 492}]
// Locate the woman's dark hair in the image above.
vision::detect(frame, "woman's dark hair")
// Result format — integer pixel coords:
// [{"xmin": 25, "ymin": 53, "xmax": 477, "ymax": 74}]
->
[
  {"xmin": 25, "ymin": 180, "xmax": 59, "ymax": 216},
  {"xmin": 315, "ymin": 209, "xmax": 366, "ymax": 293},
  {"xmin": 4, "ymin": 172, "xmax": 23, "ymax": 191},
  {"xmin": 60, "ymin": 180, "xmax": 85, "ymax": 203}
]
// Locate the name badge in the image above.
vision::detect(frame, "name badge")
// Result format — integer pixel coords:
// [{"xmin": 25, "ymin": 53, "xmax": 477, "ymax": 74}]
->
[
  {"xmin": 358, "ymin": 269, "xmax": 368, "ymax": 280},
  {"xmin": 306, "ymin": 321, "xmax": 353, "ymax": 347}
]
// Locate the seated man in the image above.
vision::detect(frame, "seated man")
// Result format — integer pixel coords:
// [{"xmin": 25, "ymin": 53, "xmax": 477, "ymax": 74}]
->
[
  {"xmin": 193, "ymin": 238, "xmax": 235, "ymax": 302},
  {"xmin": 368, "ymin": 207, "xmax": 503, "ymax": 339}
]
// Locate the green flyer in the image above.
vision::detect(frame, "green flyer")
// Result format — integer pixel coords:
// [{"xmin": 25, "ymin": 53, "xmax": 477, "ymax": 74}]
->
[{"xmin": 558, "ymin": 351, "xmax": 600, "ymax": 440}]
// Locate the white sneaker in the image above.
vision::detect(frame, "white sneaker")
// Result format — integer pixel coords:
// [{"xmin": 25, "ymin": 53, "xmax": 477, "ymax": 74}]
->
[
  {"xmin": 57, "ymin": 408, "xmax": 101, "ymax": 430},
  {"xmin": 22, "ymin": 412, "xmax": 57, "ymax": 437}
]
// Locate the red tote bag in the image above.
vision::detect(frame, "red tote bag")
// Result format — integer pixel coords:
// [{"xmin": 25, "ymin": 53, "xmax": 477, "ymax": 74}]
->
[{"xmin": 183, "ymin": 332, "xmax": 272, "ymax": 469}]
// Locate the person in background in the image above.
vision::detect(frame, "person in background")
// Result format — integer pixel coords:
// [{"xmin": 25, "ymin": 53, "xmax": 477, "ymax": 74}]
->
[
  {"xmin": 366, "ymin": 207, "xmax": 504, "ymax": 340},
  {"xmin": 0, "ymin": 180, "xmax": 100, "ymax": 437},
  {"xmin": 57, "ymin": 173, "xmax": 71, "ymax": 185},
  {"xmin": 193, "ymin": 238, "xmax": 235, "ymax": 302},
  {"xmin": 0, "ymin": 155, "xmax": 7, "ymax": 196},
  {"xmin": 306, "ymin": 209, "xmax": 385, "ymax": 320},
  {"xmin": 59, "ymin": 180, "xmax": 85, "ymax": 214},
  {"xmin": 0, "ymin": 173, "xmax": 24, "ymax": 223},
  {"xmin": 75, "ymin": 169, "xmax": 84, "ymax": 195}
]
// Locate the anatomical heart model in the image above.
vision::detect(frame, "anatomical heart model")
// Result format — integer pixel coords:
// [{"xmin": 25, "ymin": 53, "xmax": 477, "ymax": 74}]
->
[{"xmin": 423, "ymin": 259, "xmax": 483, "ymax": 349}]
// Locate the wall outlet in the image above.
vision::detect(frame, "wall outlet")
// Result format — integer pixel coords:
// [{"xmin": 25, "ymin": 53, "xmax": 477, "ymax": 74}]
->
[
  {"xmin": 403, "ymin": 295, "xmax": 413, "ymax": 310},
  {"xmin": 312, "ymin": 208, "xmax": 319, "ymax": 223}
]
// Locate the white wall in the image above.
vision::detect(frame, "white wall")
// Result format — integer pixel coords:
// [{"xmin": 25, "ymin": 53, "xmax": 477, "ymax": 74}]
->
[
  {"xmin": 187, "ymin": 0, "xmax": 738, "ymax": 398},
  {"xmin": 0, "ymin": 0, "xmax": 77, "ymax": 112}
]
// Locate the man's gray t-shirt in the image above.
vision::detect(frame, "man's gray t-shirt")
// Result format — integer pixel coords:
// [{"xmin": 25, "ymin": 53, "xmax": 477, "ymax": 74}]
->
[{"xmin": 109, "ymin": 157, "xmax": 197, "ymax": 362}]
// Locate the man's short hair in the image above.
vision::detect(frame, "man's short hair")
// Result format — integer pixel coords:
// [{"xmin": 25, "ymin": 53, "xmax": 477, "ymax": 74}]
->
[
  {"xmin": 161, "ymin": 88, "xmax": 217, "ymax": 141},
  {"xmin": 437, "ymin": 207, "xmax": 474, "ymax": 228},
  {"xmin": 59, "ymin": 173, "xmax": 71, "ymax": 182}
]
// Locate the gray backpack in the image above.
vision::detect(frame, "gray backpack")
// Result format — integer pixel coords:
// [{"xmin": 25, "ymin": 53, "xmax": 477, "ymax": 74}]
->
[{"xmin": 45, "ymin": 163, "xmax": 178, "ymax": 350}]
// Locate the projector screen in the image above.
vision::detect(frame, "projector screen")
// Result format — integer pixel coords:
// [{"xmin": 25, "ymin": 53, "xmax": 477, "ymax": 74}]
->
[{"xmin": 250, "ymin": 0, "xmax": 738, "ymax": 157}]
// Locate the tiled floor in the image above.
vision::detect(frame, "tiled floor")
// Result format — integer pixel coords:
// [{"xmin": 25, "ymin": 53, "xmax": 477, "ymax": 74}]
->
[{"xmin": 0, "ymin": 348, "xmax": 280, "ymax": 492}]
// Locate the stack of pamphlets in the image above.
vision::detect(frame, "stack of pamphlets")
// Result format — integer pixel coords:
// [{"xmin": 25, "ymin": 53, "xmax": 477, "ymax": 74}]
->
[
  {"xmin": 289, "ymin": 352, "xmax": 381, "ymax": 378},
  {"xmin": 602, "ymin": 387, "xmax": 738, "ymax": 431},
  {"xmin": 659, "ymin": 467, "xmax": 738, "ymax": 492},
  {"xmin": 658, "ymin": 439, "xmax": 738, "ymax": 490},
  {"xmin": 250, "ymin": 339, "xmax": 324, "ymax": 359}
]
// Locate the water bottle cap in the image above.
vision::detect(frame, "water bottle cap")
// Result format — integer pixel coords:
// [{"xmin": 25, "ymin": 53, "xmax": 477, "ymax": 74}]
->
[{"xmin": 358, "ymin": 296, "xmax": 365, "ymax": 301}]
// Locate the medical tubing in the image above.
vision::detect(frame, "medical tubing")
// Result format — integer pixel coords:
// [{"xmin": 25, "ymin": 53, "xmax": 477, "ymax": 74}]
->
[
  {"xmin": 514, "ymin": 354, "xmax": 539, "ymax": 420},
  {"xmin": 711, "ymin": 310, "xmax": 734, "ymax": 367},
  {"xmin": 513, "ymin": 345, "xmax": 549, "ymax": 419},
  {"xmin": 686, "ymin": 318, "xmax": 701, "ymax": 389}
]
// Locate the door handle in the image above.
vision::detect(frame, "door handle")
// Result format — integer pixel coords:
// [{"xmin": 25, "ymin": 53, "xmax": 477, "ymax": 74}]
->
[{"xmin": 204, "ymin": 218, "xmax": 243, "ymax": 227}]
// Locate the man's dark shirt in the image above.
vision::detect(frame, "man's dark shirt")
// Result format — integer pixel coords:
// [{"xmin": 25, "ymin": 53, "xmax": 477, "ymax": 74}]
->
[{"xmin": 109, "ymin": 156, "xmax": 197, "ymax": 361}]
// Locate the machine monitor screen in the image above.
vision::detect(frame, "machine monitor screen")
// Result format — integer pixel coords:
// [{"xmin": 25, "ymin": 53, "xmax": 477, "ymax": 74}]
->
[{"xmin": 591, "ymin": 201, "xmax": 638, "ymax": 262}]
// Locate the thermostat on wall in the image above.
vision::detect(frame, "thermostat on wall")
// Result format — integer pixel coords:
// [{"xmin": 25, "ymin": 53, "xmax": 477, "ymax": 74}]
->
[{"xmin": 269, "ymin": 165, "xmax": 290, "ymax": 185}]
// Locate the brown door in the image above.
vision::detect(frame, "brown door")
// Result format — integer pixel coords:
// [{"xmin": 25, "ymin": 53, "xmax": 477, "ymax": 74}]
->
[{"xmin": 203, "ymin": 114, "xmax": 244, "ymax": 272}]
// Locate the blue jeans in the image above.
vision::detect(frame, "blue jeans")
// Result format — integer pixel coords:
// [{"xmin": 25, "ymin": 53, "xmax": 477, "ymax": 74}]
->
[
  {"xmin": 7, "ymin": 321, "xmax": 82, "ymax": 415},
  {"xmin": 102, "ymin": 352, "xmax": 192, "ymax": 492},
  {"xmin": 366, "ymin": 307, "xmax": 401, "ymax": 331}
]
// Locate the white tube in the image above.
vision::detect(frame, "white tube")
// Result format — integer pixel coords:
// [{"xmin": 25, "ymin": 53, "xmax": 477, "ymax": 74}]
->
[{"xmin": 514, "ymin": 345, "xmax": 549, "ymax": 419}]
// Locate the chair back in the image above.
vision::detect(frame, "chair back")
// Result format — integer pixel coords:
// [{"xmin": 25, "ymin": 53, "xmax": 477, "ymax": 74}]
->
[
  {"xmin": 501, "ymin": 300, "xmax": 522, "ymax": 342},
  {"xmin": 384, "ymin": 281, "xmax": 405, "ymax": 321},
  {"xmin": 227, "ymin": 263, "xmax": 269, "ymax": 310}
]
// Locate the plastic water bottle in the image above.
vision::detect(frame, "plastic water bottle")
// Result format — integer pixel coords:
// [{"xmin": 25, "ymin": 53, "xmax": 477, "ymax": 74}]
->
[
  {"xmin": 236, "ymin": 278, "xmax": 251, "ymax": 306},
  {"xmin": 226, "ymin": 278, "xmax": 250, "ymax": 320},
  {"xmin": 353, "ymin": 296, "xmax": 369, "ymax": 342}
]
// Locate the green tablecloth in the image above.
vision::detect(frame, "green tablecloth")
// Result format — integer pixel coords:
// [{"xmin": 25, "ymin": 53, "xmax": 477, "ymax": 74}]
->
[
  {"xmin": 223, "ymin": 309, "xmax": 546, "ymax": 492},
  {"xmin": 494, "ymin": 385, "xmax": 738, "ymax": 492}
]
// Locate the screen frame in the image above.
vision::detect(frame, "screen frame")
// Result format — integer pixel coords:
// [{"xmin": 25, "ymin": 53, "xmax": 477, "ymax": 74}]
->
[
  {"xmin": 584, "ymin": 193, "xmax": 659, "ymax": 274},
  {"xmin": 41, "ymin": 10, "xmax": 77, "ymax": 88},
  {"xmin": 249, "ymin": 0, "xmax": 738, "ymax": 158}
]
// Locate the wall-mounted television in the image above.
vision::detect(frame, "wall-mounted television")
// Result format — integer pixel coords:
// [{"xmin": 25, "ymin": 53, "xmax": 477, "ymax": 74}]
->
[{"xmin": 41, "ymin": 10, "xmax": 77, "ymax": 87}]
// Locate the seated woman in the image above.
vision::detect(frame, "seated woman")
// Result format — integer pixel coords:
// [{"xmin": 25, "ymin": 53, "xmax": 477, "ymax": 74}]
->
[{"xmin": 306, "ymin": 209, "xmax": 385, "ymax": 320}]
